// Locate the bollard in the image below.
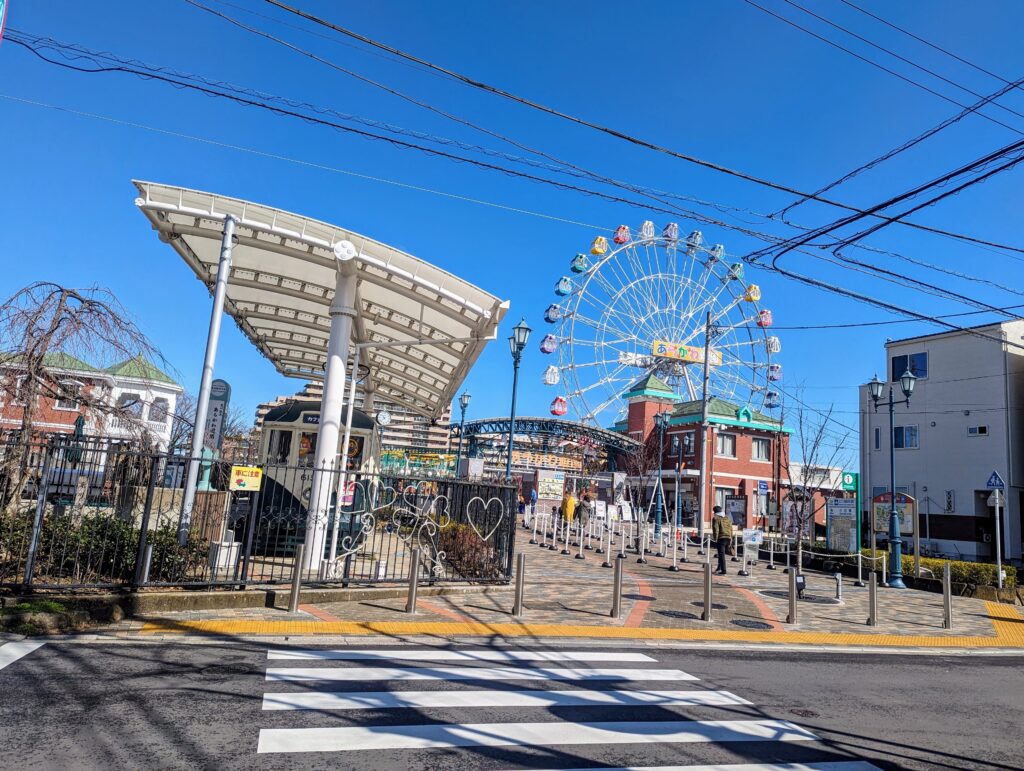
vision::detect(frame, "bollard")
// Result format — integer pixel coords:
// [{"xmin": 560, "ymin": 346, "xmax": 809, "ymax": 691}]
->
[
  {"xmin": 288, "ymin": 543, "xmax": 305, "ymax": 614},
  {"xmin": 942, "ymin": 562, "xmax": 953, "ymax": 630},
  {"xmin": 706, "ymin": 534, "xmax": 712, "ymax": 565},
  {"xmin": 737, "ymin": 537, "xmax": 750, "ymax": 577},
  {"xmin": 702, "ymin": 562, "xmax": 713, "ymax": 621},
  {"xmin": 529, "ymin": 513, "xmax": 539, "ymax": 545},
  {"xmin": 867, "ymin": 571, "xmax": 878, "ymax": 627},
  {"xmin": 140, "ymin": 543, "xmax": 154, "ymax": 586},
  {"xmin": 767, "ymin": 538, "xmax": 775, "ymax": 570},
  {"xmin": 731, "ymin": 533, "xmax": 739, "ymax": 562},
  {"xmin": 636, "ymin": 521, "xmax": 648, "ymax": 564},
  {"xmin": 854, "ymin": 552, "xmax": 865, "ymax": 587},
  {"xmin": 513, "ymin": 553, "xmax": 526, "ymax": 618},
  {"xmin": 618, "ymin": 523, "xmax": 626, "ymax": 560},
  {"xmin": 601, "ymin": 523, "xmax": 613, "ymax": 568},
  {"xmin": 595, "ymin": 520, "xmax": 605, "ymax": 555},
  {"xmin": 611, "ymin": 556, "xmax": 623, "ymax": 618},
  {"xmin": 786, "ymin": 567, "xmax": 798, "ymax": 624},
  {"xmin": 835, "ymin": 572, "xmax": 843, "ymax": 601},
  {"xmin": 585, "ymin": 519, "xmax": 594, "ymax": 550},
  {"xmin": 405, "ymin": 547, "xmax": 421, "ymax": 614},
  {"xmin": 548, "ymin": 516, "xmax": 558, "ymax": 551},
  {"xmin": 668, "ymin": 521, "xmax": 680, "ymax": 572},
  {"xmin": 561, "ymin": 517, "xmax": 572, "ymax": 555},
  {"xmin": 681, "ymin": 530, "xmax": 689, "ymax": 563},
  {"xmin": 576, "ymin": 521, "xmax": 586, "ymax": 560}
]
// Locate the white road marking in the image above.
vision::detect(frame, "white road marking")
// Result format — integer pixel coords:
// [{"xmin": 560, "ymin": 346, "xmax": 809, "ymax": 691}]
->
[
  {"xmin": 523, "ymin": 763, "xmax": 880, "ymax": 771},
  {"xmin": 267, "ymin": 648, "xmax": 658, "ymax": 663},
  {"xmin": 257, "ymin": 718, "xmax": 819, "ymax": 753},
  {"xmin": 0, "ymin": 641, "xmax": 45, "ymax": 671},
  {"xmin": 265, "ymin": 665, "xmax": 697, "ymax": 683},
  {"xmin": 262, "ymin": 688, "xmax": 751, "ymax": 711}
]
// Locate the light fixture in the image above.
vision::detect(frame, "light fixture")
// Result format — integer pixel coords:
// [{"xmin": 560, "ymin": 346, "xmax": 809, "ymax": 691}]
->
[
  {"xmin": 899, "ymin": 368, "xmax": 917, "ymax": 399},
  {"xmin": 867, "ymin": 374, "xmax": 884, "ymax": 403},
  {"xmin": 459, "ymin": 391, "xmax": 471, "ymax": 411},
  {"xmin": 509, "ymin": 317, "xmax": 532, "ymax": 356}
]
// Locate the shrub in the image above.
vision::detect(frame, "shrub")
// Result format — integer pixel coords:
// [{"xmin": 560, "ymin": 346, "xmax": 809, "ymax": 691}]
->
[
  {"xmin": 861, "ymin": 549, "xmax": 1015, "ymax": 589},
  {"xmin": 438, "ymin": 523, "xmax": 499, "ymax": 580}
]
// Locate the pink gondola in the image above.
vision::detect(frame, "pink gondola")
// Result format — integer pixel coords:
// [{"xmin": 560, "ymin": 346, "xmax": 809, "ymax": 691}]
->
[{"xmin": 550, "ymin": 395, "xmax": 568, "ymax": 416}]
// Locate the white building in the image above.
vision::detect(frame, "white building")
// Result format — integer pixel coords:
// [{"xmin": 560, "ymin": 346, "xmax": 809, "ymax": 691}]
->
[
  {"xmin": 102, "ymin": 356, "xmax": 183, "ymax": 451},
  {"xmin": 859, "ymin": 321, "xmax": 1024, "ymax": 564}
]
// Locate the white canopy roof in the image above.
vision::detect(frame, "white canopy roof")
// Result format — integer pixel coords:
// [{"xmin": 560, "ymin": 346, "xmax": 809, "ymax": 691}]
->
[{"xmin": 134, "ymin": 181, "xmax": 508, "ymax": 419}]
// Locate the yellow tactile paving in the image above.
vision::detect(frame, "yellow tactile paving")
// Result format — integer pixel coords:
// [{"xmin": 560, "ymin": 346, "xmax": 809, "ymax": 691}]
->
[{"xmin": 138, "ymin": 601, "xmax": 1024, "ymax": 648}]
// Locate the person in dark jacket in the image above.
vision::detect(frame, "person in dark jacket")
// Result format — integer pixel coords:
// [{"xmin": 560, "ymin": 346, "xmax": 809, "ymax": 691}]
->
[{"xmin": 711, "ymin": 505, "xmax": 733, "ymax": 575}]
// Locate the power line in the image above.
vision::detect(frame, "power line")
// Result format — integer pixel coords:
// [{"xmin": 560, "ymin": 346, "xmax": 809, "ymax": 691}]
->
[{"xmin": 262, "ymin": 0, "xmax": 1024, "ymax": 256}]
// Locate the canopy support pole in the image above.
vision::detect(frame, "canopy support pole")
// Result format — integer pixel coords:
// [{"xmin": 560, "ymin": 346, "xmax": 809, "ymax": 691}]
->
[
  {"xmin": 179, "ymin": 214, "xmax": 236, "ymax": 545},
  {"xmin": 304, "ymin": 260, "xmax": 357, "ymax": 572}
]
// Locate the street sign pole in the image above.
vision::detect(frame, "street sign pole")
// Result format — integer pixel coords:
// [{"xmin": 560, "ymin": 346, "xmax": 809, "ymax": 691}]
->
[{"xmin": 986, "ymin": 471, "xmax": 1005, "ymax": 590}]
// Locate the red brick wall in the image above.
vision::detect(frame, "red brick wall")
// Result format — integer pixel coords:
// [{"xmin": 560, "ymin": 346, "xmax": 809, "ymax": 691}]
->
[{"xmin": 0, "ymin": 375, "xmax": 104, "ymax": 436}]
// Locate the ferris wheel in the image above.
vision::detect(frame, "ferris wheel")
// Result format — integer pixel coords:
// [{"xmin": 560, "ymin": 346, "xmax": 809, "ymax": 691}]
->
[{"xmin": 540, "ymin": 221, "xmax": 782, "ymax": 426}]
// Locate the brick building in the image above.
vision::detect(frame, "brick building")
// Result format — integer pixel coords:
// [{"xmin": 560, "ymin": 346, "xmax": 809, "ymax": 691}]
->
[{"xmin": 613, "ymin": 373, "xmax": 791, "ymax": 530}]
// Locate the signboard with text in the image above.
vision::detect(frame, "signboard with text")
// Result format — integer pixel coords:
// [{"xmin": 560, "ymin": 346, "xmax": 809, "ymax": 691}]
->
[
  {"xmin": 871, "ymin": 492, "xmax": 915, "ymax": 536},
  {"xmin": 725, "ymin": 495, "xmax": 748, "ymax": 528},
  {"xmin": 826, "ymin": 497, "xmax": 857, "ymax": 553},
  {"xmin": 229, "ymin": 465, "xmax": 262, "ymax": 492},
  {"xmin": 652, "ymin": 340, "xmax": 723, "ymax": 366}
]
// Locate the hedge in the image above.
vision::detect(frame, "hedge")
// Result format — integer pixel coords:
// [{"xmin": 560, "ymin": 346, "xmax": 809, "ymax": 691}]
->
[{"xmin": 862, "ymin": 549, "xmax": 1015, "ymax": 589}]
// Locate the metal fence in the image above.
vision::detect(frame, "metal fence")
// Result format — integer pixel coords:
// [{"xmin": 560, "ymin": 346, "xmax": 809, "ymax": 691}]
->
[{"xmin": 0, "ymin": 436, "xmax": 517, "ymax": 590}]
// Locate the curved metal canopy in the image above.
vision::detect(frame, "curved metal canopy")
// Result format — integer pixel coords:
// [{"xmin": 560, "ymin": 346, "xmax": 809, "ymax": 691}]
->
[
  {"xmin": 133, "ymin": 181, "xmax": 509, "ymax": 419},
  {"xmin": 461, "ymin": 416, "xmax": 641, "ymax": 454}
]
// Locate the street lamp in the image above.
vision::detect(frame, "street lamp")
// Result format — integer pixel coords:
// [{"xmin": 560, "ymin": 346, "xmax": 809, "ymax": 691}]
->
[
  {"xmin": 653, "ymin": 410, "xmax": 671, "ymax": 541},
  {"xmin": 506, "ymin": 318, "xmax": 531, "ymax": 480},
  {"xmin": 867, "ymin": 368, "xmax": 917, "ymax": 589},
  {"xmin": 454, "ymin": 391, "xmax": 471, "ymax": 476}
]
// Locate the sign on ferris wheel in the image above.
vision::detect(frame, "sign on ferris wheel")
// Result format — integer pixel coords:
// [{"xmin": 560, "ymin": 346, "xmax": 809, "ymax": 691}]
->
[{"xmin": 538, "ymin": 220, "xmax": 783, "ymax": 424}]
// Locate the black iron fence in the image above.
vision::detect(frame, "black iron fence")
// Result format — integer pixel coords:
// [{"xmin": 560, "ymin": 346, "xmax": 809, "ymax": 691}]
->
[{"xmin": 0, "ymin": 436, "xmax": 517, "ymax": 590}]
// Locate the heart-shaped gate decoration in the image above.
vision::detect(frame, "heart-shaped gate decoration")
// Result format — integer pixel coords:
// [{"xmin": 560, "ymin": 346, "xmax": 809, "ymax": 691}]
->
[{"xmin": 466, "ymin": 496, "xmax": 505, "ymax": 542}]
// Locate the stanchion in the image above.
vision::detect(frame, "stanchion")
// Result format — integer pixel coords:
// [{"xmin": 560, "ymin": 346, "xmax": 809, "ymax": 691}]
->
[
  {"xmin": 701, "ymin": 562, "xmax": 713, "ymax": 622},
  {"xmin": 585, "ymin": 518, "xmax": 594, "ymax": 550},
  {"xmin": 737, "ymin": 537, "xmax": 750, "ymax": 577},
  {"xmin": 783, "ymin": 539, "xmax": 791, "ymax": 574},
  {"xmin": 942, "ymin": 562, "xmax": 953, "ymax": 630},
  {"xmin": 288, "ymin": 543, "xmax": 305, "ymax": 614},
  {"xmin": 595, "ymin": 520, "xmax": 605, "ymax": 555},
  {"xmin": 548, "ymin": 516, "xmax": 558, "ymax": 551},
  {"xmin": 529, "ymin": 513, "xmax": 539, "ymax": 545},
  {"xmin": 576, "ymin": 521, "xmax": 586, "ymax": 560},
  {"xmin": 767, "ymin": 538, "xmax": 776, "ymax": 570},
  {"xmin": 668, "ymin": 520, "xmax": 679, "ymax": 572},
  {"xmin": 405, "ymin": 547, "xmax": 421, "ymax": 614},
  {"xmin": 618, "ymin": 522, "xmax": 626, "ymax": 560},
  {"xmin": 731, "ymin": 533, "xmax": 739, "ymax": 562},
  {"xmin": 786, "ymin": 567, "xmax": 798, "ymax": 624},
  {"xmin": 834, "ymin": 572, "xmax": 843, "ymax": 601},
  {"xmin": 601, "ymin": 522, "xmax": 613, "ymax": 568},
  {"xmin": 636, "ymin": 521, "xmax": 648, "ymax": 564},
  {"xmin": 513, "ymin": 553, "xmax": 526, "ymax": 618},
  {"xmin": 681, "ymin": 530, "xmax": 689, "ymax": 563},
  {"xmin": 611, "ymin": 556, "xmax": 623, "ymax": 619},
  {"xmin": 561, "ymin": 517, "xmax": 572, "ymax": 555},
  {"xmin": 854, "ymin": 552, "xmax": 865, "ymax": 587},
  {"xmin": 867, "ymin": 571, "xmax": 878, "ymax": 627}
]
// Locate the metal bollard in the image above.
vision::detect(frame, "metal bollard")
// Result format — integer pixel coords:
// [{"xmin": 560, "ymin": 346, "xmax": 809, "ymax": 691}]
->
[
  {"xmin": 529, "ymin": 513, "xmax": 539, "ymax": 545},
  {"xmin": 731, "ymin": 533, "xmax": 739, "ymax": 562},
  {"xmin": 405, "ymin": 547, "xmax": 421, "ymax": 614},
  {"xmin": 288, "ymin": 543, "xmax": 304, "ymax": 614},
  {"xmin": 942, "ymin": 562, "xmax": 953, "ymax": 630},
  {"xmin": 140, "ymin": 543, "xmax": 154, "ymax": 586},
  {"xmin": 576, "ymin": 521, "xmax": 586, "ymax": 559},
  {"xmin": 611, "ymin": 556, "xmax": 623, "ymax": 618},
  {"xmin": 702, "ymin": 562, "xmax": 713, "ymax": 621},
  {"xmin": 767, "ymin": 538, "xmax": 775, "ymax": 570},
  {"xmin": 602, "ymin": 523, "xmax": 613, "ymax": 568},
  {"xmin": 637, "ymin": 521, "xmax": 648, "ymax": 564},
  {"xmin": 854, "ymin": 552, "xmax": 865, "ymax": 587},
  {"xmin": 786, "ymin": 567, "xmax": 798, "ymax": 624},
  {"xmin": 835, "ymin": 572, "xmax": 843, "ymax": 601},
  {"xmin": 867, "ymin": 571, "xmax": 878, "ymax": 627},
  {"xmin": 513, "ymin": 553, "xmax": 526, "ymax": 618}
]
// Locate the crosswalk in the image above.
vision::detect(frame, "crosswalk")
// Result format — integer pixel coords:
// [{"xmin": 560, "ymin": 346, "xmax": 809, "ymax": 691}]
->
[{"xmin": 256, "ymin": 645, "xmax": 879, "ymax": 769}]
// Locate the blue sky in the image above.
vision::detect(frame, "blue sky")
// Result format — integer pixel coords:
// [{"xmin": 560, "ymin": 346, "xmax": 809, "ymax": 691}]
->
[{"xmin": 4, "ymin": 0, "xmax": 1024, "ymax": 464}]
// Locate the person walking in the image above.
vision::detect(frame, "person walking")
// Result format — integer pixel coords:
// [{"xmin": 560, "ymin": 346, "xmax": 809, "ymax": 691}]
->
[
  {"xmin": 578, "ymin": 493, "xmax": 594, "ymax": 529},
  {"xmin": 712, "ymin": 505, "xmax": 733, "ymax": 575}
]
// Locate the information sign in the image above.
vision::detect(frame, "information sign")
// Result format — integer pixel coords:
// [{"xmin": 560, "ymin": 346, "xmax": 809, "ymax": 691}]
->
[
  {"xmin": 229, "ymin": 465, "xmax": 262, "ymax": 492},
  {"xmin": 826, "ymin": 497, "xmax": 857, "ymax": 552}
]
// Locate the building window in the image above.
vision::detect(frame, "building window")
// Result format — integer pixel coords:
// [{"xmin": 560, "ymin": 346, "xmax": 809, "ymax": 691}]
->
[
  {"xmin": 55, "ymin": 380, "xmax": 83, "ymax": 411},
  {"xmin": 873, "ymin": 427, "xmax": 880, "ymax": 451},
  {"xmin": 891, "ymin": 351, "xmax": 928, "ymax": 381},
  {"xmin": 116, "ymin": 393, "xmax": 143, "ymax": 417},
  {"xmin": 752, "ymin": 437, "xmax": 771, "ymax": 461},
  {"xmin": 715, "ymin": 433, "xmax": 736, "ymax": 457},
  {"xmin": 12, "ymin": 375, "xmax": 29, "ymax": 405},
  {"xmin": 714, "ymin": 487, "xmax": 733, "ymax": 511},
  {"xmin": 682, "ymin": 431, "xmax": 695, "ymax": 456},
  {"xmin": 967, "ymin": 425, "xmax": 988, "ymax": 437},
  {"xmin": 267, "ymin": 429, "xmax": 292, "ymax": 464},
  {"xmin": 893, "ymin": 425, "xmax": 919, "ymax": 449},
  {"xmin": 669, "ymin": 435, "xmax": 680, "ymax": 456},
  {"xmin": 944, "ymin": 490, "xmax": 955, "ymax": 513},
  {"xmin": 149, "ymin": 397, "xmax": 170, "ymax": 425}
]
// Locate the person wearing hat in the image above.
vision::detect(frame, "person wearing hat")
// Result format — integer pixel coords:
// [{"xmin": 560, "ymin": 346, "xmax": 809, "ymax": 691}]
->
[{"xmin": 711, "ymin": 505, "xmax": 733, "ymax": 575}]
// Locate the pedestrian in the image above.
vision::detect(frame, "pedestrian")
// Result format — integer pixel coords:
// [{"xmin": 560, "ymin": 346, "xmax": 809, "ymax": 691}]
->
[
  {"xmin": 561, "ymin": 489, "xmax": 577, "ymax": 523},
  {"xmin": 712, "ymin": 505, "xmax": 733, "ymax": 575},
  {"xmin": 578, "ymin": 493, "xmax": 594, "ymax": 529},
  {"xmin": 530, "ymin": 488, "xmax": 537, "ymax": 517}
]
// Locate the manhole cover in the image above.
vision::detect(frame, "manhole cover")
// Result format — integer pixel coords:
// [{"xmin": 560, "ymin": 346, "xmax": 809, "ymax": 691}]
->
[
  {"xmin": 731, "ymin": 619, "xmax": 772, "ymax": 630},
  {"xmin": 691, "ymin": 601, "xmax": 728, "ymax": 610},
  {"xmin": 791, "ymin": 708, "xmax": 820, "ymax": 718},
  {"xmin": 656, "ymin": 610, "xmax": 698, "ymax": 620}
]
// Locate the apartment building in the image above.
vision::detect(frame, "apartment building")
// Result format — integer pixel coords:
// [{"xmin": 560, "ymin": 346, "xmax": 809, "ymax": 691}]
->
[{"xmin": 858, "ymin": 321, "xmax": 1024, "ymax": 563}]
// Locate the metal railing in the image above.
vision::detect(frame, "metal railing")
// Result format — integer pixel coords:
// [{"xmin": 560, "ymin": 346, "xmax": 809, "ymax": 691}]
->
[{"xmin": 0, "ymin": 437, "xmax": 517, "ymax": 590}]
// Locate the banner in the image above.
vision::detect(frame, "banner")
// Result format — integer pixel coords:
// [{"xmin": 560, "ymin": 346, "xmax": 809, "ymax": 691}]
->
[{"xmin": 652, "ymin": 340, "xmax": 723, "ymax": 366}]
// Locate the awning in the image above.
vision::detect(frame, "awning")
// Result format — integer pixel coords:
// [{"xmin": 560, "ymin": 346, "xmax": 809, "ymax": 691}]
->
[{"xmin": 133, "ymin": 181, "xmax": 508, "ymax": 418}]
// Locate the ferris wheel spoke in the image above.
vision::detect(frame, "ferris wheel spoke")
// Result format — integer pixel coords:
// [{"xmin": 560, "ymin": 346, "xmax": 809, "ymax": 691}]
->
[{"xmin": 682, "ymin": 367, "xmax": 699, "ymax": 401}]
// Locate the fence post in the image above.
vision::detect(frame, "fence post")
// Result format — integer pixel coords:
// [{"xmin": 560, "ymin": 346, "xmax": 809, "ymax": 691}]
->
[
  {"xmin": 405, "ymin": 547, "xmax": 421, "ymax": 614},
  {"xmin": 854, "ymin": 552, "xmax": 865, "ymax": 587},
  {"xmin": 133, "ymin": 455, "xmax": 161, "ymax": 589},
  {"xmin": 786, "ymin": 568, "xmax": 798, "ymax": 624},
  {"xmin": 867, "ymin": 571, "xmax": 878, "ymax": 627},
  {"xmin": 702, "ymin": 562, "xmax": 713, "ymax": 621},
  {"xmin": 288, "ymin": 543, "xmax": 304, "ymax": 614},
  {"xmin": 610, "ymin": 555, "xmax": 623, "ymax": 618},
  {"xmin": 22, "ymin": 442, "xmax": 55, "ymax": 589},
  {"xmin": 942, "ymin": 562, "xmax": 953, "ymax": 630},
  {"xmin": 513, "ymin": 552, "xmax": 526, "ymax": 617},
  {"xmin": 140, "ymin": 544, "xmax": 154, "ymax": 586}
]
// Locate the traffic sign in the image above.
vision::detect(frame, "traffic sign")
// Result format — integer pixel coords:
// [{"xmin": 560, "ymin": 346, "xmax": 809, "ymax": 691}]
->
[
  {"xmin": 757, "ymin": 480, "xmax": 769, "ymax": 494},
  {"xmin": 988, "ymin": 490, "xmax": 1004, "ymax": 507},
  {"xmin": 986, "ymin": 471, "xmax": 1005, "ymax": 490}
]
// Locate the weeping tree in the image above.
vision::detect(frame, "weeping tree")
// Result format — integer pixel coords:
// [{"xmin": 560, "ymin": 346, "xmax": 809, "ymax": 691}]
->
[{"xmin": 0, "ymin": 282, "xmax": 163, "ymax": 514}]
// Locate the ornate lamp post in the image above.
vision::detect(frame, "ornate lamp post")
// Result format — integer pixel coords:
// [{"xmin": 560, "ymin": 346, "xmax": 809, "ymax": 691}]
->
[
  {"xmin": 653, "ymin": 410, "xmax": 670, "ymax": 539},
  {"xmin": 454, "ymin": 390, "xmax": 471, "ymax": 475},
  {"xmin": 506, "ymin": 318, "xmax": 531, "ymax": 480},
  {"xmin": 867, "ymin": 368, "xmax": 917, "ymax": 589}
]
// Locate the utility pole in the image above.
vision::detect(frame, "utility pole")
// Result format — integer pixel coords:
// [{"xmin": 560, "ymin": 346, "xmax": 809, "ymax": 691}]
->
[{"xmin": 696, "ymin": 311, "xmax": 713, "ymax": 541}]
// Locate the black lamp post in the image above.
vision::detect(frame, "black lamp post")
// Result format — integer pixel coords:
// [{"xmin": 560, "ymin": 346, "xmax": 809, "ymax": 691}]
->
[
  {"xmin": 867, "ymin": 368, "xmax": 917, "ymax": 589},
  {"xmin": 455, "ymin": 391, "xmax": 471, "ymax": 476},
  {"xmin": 506, "ymin": 318, "xmax": 531, "ymax": 480}
]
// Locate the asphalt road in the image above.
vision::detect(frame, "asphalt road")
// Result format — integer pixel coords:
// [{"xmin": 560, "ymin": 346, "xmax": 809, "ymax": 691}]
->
[{"xmin": 0, "ymin": 637, "xmax": 1020, "ymax": 770}]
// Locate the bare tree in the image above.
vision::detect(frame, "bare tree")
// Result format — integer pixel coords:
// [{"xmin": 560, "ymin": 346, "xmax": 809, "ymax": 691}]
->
[
  {"xmin": 620, "ymin": 430, "xmax": 663, "ymax": 525},
  {"xmin": 779, "ymin": 399, "xmax": 853, "ymax": 572},
  {"xmin": 168, "ymin": 390, "xmax": 196, "ymax": 455},
  {"xmin": 0, "ymin": 282, "xmax": 162, "ymax": 513}
]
